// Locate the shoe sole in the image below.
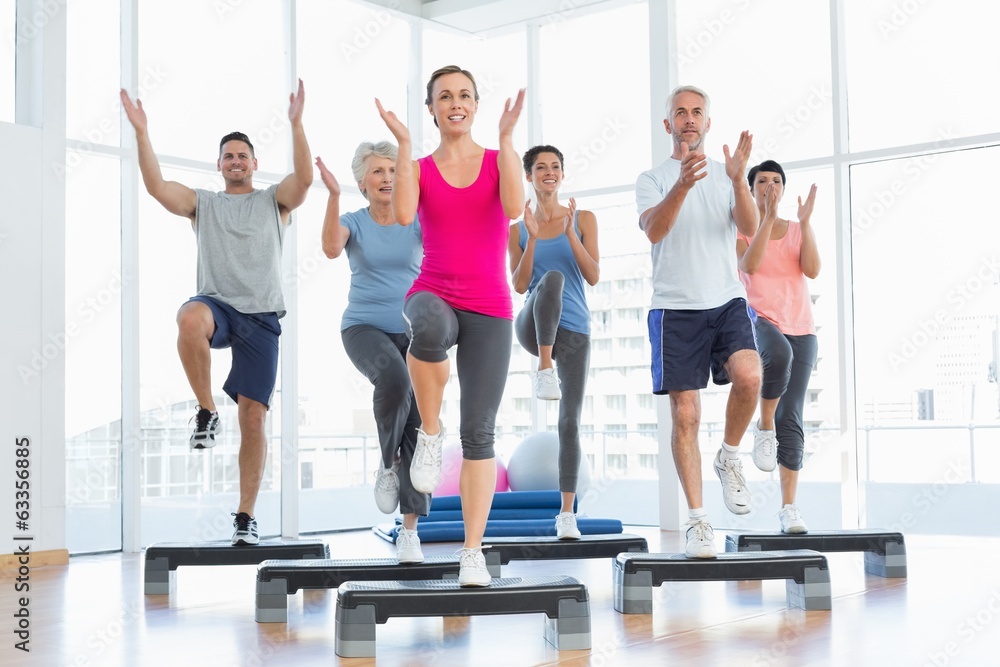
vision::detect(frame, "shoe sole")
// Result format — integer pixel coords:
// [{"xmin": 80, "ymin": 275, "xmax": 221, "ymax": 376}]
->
[
  {"xmin": 714, "ymin": 463, "xmax": 752, "ymax": 515},
  {"xmin": 459, "ymin": 578, "xmax": 491, "ymax": 587},
  {"xmin": 557, "ymin": 534, "xmax": 582, "ymax": 540},
  {"xmin": 397, "ymin": 556, "xmax": 425, "ymax": 564},
  {"xmin": 753, "ymin": 456, "xmax": 776, "ymax": 472},
  {"xmin": 232, "ymin": 538, "xmax": 259, "ymax": 546},
  {"xmin": 782, "ymin": 527, "xmax": 808, "ymax": 534},
  {"xmin": 686, "ymin": 549, "xmax": 717, "ymax": 559},
  {"xmin": 190, "ymin": 436, "xmax": 216, "ymax": 450}
]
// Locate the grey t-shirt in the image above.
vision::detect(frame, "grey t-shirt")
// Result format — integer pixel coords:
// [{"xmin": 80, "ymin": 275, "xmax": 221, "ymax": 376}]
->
[{"xmin": 194, "ymin": 183, "xmax": 287, "ymax": 317}]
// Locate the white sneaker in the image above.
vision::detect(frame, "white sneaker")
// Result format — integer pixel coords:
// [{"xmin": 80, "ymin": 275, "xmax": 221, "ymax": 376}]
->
[
  {"xmin": 555, "ymin": 512, "xmax": 582, "ymax": 540},
  {"xmin": 752, "ymin": 421, "xmax": 778, "ymax": 472},
  {"xmin": 395, "ymin": 527, "xmax": 424, "ymax": 563},
  {"xmin": 410, "ymin": 426, "xmax": 445, "ymax": 494},
  {"xmin": 374, "ymin": 460, "xmax": 400, "ymax": 514},
  {"xmin": 779, "ymin": 505, "xmax": 808, "ymax": 534},
  {"xmin": 714, "ymin": 449, "xmax": 752, "ymax": 515},
  {"xmin": 457, "ymin": 548, "xmax": 491, "ymax": 587},
  {"xmin": 532, "ymin": 368, "xmax": 562, "ymax": 400},
  {"xmin": 684, "ymin": 518, "xmax": 717, "ymax": 558}
]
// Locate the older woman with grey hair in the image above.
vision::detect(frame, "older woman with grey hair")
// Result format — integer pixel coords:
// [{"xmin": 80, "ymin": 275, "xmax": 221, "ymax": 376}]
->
[{"xmin": 317, "ymin": 142, "xmax": 426, "ymax": 563}]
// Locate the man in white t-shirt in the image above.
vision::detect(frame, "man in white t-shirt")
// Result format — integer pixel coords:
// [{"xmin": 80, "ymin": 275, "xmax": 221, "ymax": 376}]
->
[{"xmin": 635, "ymin": 85, "xmax": 761, "ymax": 559}]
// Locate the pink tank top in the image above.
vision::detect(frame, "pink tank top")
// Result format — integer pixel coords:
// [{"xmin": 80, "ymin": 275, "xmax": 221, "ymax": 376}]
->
[
  {"xmin": 407, "ymin": 149, "xmax": 513, "ymax": 319},
  {"xmin": 738, "ymin": 222, "xmax": 816, "ymax": 335}
]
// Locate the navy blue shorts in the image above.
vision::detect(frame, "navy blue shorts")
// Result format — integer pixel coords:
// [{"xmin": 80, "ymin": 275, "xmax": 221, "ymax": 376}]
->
[
  {"xmin": 648, "ymin": 297, "xmax": 758, "ymax": 394},
  {"xmin": 187, "ymin": 295, "xmax": 281, "ymax": 408}
]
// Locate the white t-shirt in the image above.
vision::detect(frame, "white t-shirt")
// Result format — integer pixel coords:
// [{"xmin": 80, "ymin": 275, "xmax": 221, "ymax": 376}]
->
[{"xmin": 635, "ymin": 156, "xmax": 747, "ymax": 310}]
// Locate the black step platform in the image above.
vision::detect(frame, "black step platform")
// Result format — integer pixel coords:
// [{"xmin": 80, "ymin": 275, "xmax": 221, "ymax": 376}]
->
[
  {"xmin": 143, "ymin": 540, "xmax": 329, "ymax": 594},
  {"xmin": 481, "ymin": 533, "xmax": 648, "ymax": 568},
  {"xmin": 725, "ymin": 529, "xmax": 907, "ymax": 578},
  {"xmin": 255, "ymin": 556, "xmax": 501, "ymax": 623},
  {"xmin": 335, "ymin": 576, "xmax": 591, "ymax": 657},
  {"xmin": 614, "ymin": 549, "xmax": 831, "ymax": 614}
]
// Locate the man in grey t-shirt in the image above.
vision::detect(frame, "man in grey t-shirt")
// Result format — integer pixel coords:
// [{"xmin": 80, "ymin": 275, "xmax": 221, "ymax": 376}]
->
[
  {"xmin": 121, "ymin": 80, "xmax": 313, "ymax": 545},
  {"xmin": 636, "ymin": 85, "xmax": 761, "ymax": 559}
]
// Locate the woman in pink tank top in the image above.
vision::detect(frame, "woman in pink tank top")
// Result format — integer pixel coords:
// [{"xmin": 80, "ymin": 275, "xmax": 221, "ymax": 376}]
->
[
  {"xmin": 736, "ymin": 160, "xmax": 821, "ymax": 534},
  {"xmin": 377, "ymin": 66, "xmax": 525, "ymax": 586}
]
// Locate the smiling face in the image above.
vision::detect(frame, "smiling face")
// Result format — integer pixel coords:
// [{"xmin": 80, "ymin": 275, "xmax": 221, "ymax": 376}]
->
[
  {"xmin": 665, "ymin": 90, "xmax": 711, "ymax": 155},
  {"xmin": 526, "ymin": 151, "xmax": 564, "ymax": 194},
  {"xmin": 360, "ymin": 156, "xmax": 395, "ymax": 204},
  {"xmin": 428, "ymin": 71, "xmax": 478, "ymax": 132},
  {"xmin": 217, "ymin": 140, "xmax": 257, "ymax": 187}
]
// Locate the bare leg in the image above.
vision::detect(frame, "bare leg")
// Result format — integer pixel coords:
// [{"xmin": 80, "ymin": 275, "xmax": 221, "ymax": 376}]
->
[
  {"xmin": 460, "ymin": 458, "xmax": 496, "ymax": 549},
  {"xmin": 539, "ymin": 344, "xmax": 554, "ymax": 370},
  {"xmin": 236, "ymin": 397, "xmax": 268, "ymax": 516},
  {"xmin": 723, "ymin": 349, "xmax": 762, "ymax": 446},
  {"xmin": 780, "ymin": 465, "xmax": 799, "ymax": 505},
  {"xmin": 176, "ymin": 302, "xmax": 216, "ymax": 411},
  {"xmin": 407, "ymin": 354, "xmax": 449, "ymax": 435},
  {"xmin": 401, "ymin": 513, "xmax": 419, "ymax": 530},
  {"xmin": 759, "ymin": 397, "xmax": 779, "ymax": 430},
  {"xmin": 560, "ymin": 491, "xmax": 575, "ymax": 515},
  {"xmin": 670, "ymin": 390, "xmax": 703, "ymax": 509}
]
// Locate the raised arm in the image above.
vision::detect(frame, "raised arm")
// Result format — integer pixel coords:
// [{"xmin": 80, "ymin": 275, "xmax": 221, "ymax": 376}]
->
[
  {"xmin": 737, "ymin": 183, "xmax": 777, "ymax": 274},
  {"xmin": 797, "ymin": 184, "xmax": 821, "ymax": 279},
  {"xmin": 376, "ymin": 98, "xmax": 418, "ymax": 225},
  {"xmin": 566, "ymin": 200, "xmax": 600, "ymax": 286},
  {"xmin": 497, "ymin": 89, "xmax": 526, "ymax": 219},
  {"xmin": 640, "ymin": 143, "xmax": 706, "ymax": 244},
  {"xmin": 316, "ymin": 157, "xmax": 350, "ymax": 259},
  {"xmin": 724, "ymin": 130, "xmax": 759, "ymax": 237},
  {"xmin": 508, "ymin": 201, "xmax": 538, "ymax": 293},
  {"xmin": 276, "ymin": 79, "xmax": 314, "ymax": 216},
  {"xmin": 120, "ymin": 89, "xmax": 196, "ymax": 220}
]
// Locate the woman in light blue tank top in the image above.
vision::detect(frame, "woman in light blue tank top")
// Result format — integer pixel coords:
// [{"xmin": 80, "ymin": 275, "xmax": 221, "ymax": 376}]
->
[
  {"xmin": 507, "ymin": 145, "xmax": 600, "ymax": 539},
  {"xmin": 317, "ymin": 141, "xmax": 427, "ymax": 565}
]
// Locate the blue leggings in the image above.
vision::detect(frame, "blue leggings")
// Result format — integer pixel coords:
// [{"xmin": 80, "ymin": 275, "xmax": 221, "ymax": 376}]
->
[
  {"xmin": 403, "ymin": 291, "xmax": 512, "ymax": 461},
  {"xmin": 755, "ymin": 316, "xmax": 818, "ymax": 471}
]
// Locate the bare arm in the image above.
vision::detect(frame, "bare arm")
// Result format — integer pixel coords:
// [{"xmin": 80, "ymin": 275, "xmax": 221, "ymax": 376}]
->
[
  {"xmin": 120, "ymin": 89, "xmax": 196, "ymax": 220},
  {"xmin": 509, "ymin": 203, "xmax": 537, "ymax": 293},
  {"xmin": 276, "ymin": 79, "xmax": 314, "ymax": 216},
  {"xmin": 316, "ymin": 157, "xmax": 350, "ymax": 259},
  {"xmin": 565, "ymin": 201, "xmax": 600, "ymax": 286},
  {"xmin": 724, "ymin": 131, "xmax": 759, "ymax": 237},
  {"xmin": 376, "ymin": 98, "xmax": 418, "ymax": 225},
  {"xmin": 497, "ymin": 89, "xmax": 526, "ymax": 219},
  {"xmin": 737, "ymin": 183, "xmax": 777, "ymax": 274},
  {"xmin": 797, "ymin": 184, "xmax": 821, "ymax": 279}
]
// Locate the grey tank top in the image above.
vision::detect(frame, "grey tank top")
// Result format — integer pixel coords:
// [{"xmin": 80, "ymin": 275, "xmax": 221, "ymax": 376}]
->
[{"xmin": 194, "ymin": 183, "xmax": 287, "ymax": 317}]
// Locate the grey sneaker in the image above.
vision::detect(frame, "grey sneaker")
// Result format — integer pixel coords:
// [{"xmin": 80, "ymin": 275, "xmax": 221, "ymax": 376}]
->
[
  {"xmin": 231, "ymin": 512, "xmax": 258, "ymax": 546},
  {"xmin": 457, "ymin": 548, "xmax": 491, "ymax": 587},
  {"xmin": 779, "ymin": 505, "xmax": 808, "ymax": 534},
  {"xmin": 189, "ymin": 406, "xmax": 220, "ymax": 449},
  {"xmin": 684, "ymin": 518, "xmax": 716, "ymax": 558},
  {"xmin": 555, "ymin": 512, "xmax": 582, "ymax": 539},
  {"xmin": 714, "ymin": 449, "xmax": 752, "ymax": 515},
  {"xmin": 395, "ymin": 527, "xmax": 424, "ymax": 563},
  {"xmin": 532, "ymin": 368, "xmax": 562, "ymax": 400},
  {"xmin": 752, "ymin": 421, "xmax": 778, "ymax": 472},
  {"xmin": 374, "ymin": 460, "xmax": 400, "ymax": 514},
  {"xmin": 410, "ymin": 425, "xmax": 445, "ymax": 494}
]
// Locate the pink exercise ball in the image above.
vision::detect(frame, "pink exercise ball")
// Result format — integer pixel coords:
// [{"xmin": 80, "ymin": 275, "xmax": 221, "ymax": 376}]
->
[{"xmin": 433, "ymin": 442, "xmax": 509, "ymax": 496}]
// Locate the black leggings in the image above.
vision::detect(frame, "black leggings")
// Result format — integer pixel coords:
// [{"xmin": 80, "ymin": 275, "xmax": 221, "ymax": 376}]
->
[
  {"xmin": 755, "ymin": 316, "xmax": 818, "ymax": 471},
  {"xmin": 403, "ymin": 291, "xmax": 512, "ymax": 461}
]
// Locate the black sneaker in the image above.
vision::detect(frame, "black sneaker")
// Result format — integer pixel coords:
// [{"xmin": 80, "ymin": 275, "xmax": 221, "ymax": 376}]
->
[
  {"xmin": 189, "ymin": 406, "xmax": 220, "ymax": 450},
  {"xmin": 231, "ymin": 512, "xmax": 259, "ymax": 546}
]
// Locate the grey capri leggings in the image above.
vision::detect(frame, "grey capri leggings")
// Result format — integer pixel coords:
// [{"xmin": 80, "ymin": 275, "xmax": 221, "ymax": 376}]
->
[
  {"xmin": 514, "ymin": 271, "xmax": 591, "ymax": 493},
  {"xmin": 341, "ymin": 325, "xmax": 430, "ymax": 517},
  {"xmin": 755, "ymin": 316, "xmax": 818, "ymax": 471},
  {"xmin": 403, "ymin": 291, "xmax": 512, "ymax": 461}
]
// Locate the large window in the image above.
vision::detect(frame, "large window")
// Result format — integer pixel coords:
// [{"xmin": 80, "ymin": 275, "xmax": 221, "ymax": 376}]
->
[
  {"xmin": 66, "ymin": 0, "xmax": 119, "ymax": 145},
  {"xmin": 1, "ymin": 0, "xmax": 14, "ymax": 123}
]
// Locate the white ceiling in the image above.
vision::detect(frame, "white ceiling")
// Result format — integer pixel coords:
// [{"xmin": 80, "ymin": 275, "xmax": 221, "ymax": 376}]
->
[{"xmin": 362, "ymin": 0, "xmax": 632, "ymax": 35}]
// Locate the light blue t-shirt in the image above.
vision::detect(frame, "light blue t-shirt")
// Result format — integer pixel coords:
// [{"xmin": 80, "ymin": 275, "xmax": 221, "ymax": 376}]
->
[
  {"xmin": 340, "ymin": 208, "xmax": 422, "ymax": 334},
  {"xmin": 517, "ymin": 213, "xmax": 591, "ymax": 335},
  {"xmin": 635, "ymin": 156, "xmax": 746, "ymax": 310}
]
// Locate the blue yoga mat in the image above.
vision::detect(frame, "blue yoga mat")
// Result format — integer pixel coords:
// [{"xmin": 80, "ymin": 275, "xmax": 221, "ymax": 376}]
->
[
  {"xmin": 428, "ymin": 490, "xmax": 565, "ymax": 512},
  {"xmin": 419, "ymin": 508, "xmax": 567, "ymax": 523},
  {"xmin": 373, "ymin": 517, "xmax": 624, "ymax": 544}
]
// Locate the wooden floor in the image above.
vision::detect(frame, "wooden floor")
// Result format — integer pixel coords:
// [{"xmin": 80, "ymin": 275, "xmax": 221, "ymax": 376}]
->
[{"xmin": 3, "ymin": 526, "xmax": 999, "ymax": 666}]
